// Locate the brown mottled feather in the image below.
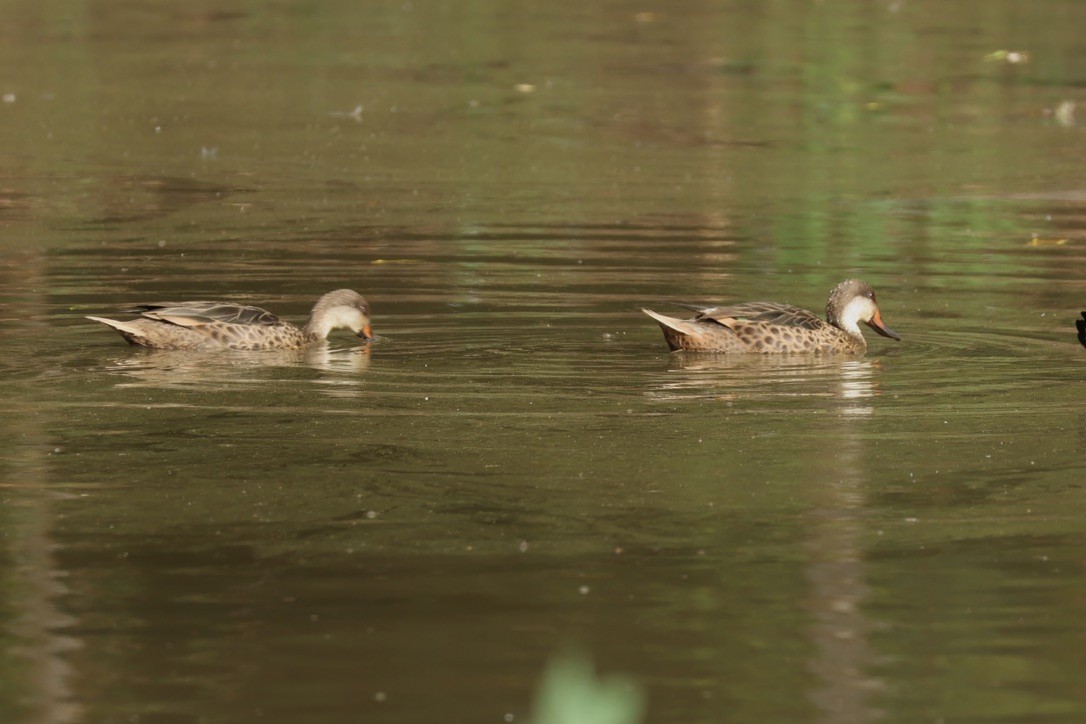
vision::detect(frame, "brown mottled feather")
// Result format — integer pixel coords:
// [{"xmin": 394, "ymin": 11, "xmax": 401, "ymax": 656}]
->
[
  {"xmin": 686, "ymin": 301, "xmax": 825, "ymax": 331},
  {"xmin": 128, "ymin": 302, "xmax": 282, "ymax": 327}
]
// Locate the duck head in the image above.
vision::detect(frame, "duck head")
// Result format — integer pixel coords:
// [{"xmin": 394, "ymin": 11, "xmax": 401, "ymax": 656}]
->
[
  {"xmin": 826, "ymin": 279, "xmax": 900, "ymax": 341},
  {"xmin": 308, "ymin": 289, "xmax": 373, "ymax": 341}
]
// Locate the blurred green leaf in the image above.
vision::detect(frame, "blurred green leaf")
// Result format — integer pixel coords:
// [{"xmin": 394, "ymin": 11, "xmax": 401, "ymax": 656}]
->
[{"xmin": 532, "ymin": 651, "xmax": 644, "ymax": 724}]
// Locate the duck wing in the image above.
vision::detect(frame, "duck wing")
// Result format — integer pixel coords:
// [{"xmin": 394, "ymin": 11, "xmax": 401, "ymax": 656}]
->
[
  {"xmin": 687, "ymin": 301, "xmax": 824, "ymax": 331},
  {"xmin": 128, "ymin": 301, "xmax": 281, "ymax": 328}
]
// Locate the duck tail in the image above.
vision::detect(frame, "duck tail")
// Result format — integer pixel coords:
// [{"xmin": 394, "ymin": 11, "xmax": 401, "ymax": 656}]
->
[
  {"xmin": 641, "ymin": 308, "xmax": 698, "ymax": 351},
  {"xmin": 86, "ymin": 316, "xmax": 144, "ymax": 345}
]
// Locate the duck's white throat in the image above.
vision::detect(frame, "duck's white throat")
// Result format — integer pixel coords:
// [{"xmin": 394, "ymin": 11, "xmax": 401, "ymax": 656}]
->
[{"xmin": 836, "ymin": 297, "xmax": 875, "ymax": 338}]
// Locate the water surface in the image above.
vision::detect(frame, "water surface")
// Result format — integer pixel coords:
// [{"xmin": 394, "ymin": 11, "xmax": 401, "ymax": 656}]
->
[{"xmin": 2, "ymin": 1, "xmax": 1086, "ymax": 722}]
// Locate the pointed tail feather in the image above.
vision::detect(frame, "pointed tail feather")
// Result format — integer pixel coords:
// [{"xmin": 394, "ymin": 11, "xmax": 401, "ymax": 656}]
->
[
  {"xmin": 642, "ymin": 308, "xmax": 696, "ymax": 334},
  {"xmin": 642, "ymin": 308, "xmax": 701, "ymax": 351},
  {"xmin": 86, "ymin": 316, "xmax": 144, "ymax": 343}
]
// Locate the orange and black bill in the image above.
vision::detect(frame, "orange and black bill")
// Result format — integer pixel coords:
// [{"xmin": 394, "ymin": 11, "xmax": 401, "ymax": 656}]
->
[{"xmin": 867, "ymin": 310, "xmax": 900, "ymax": 340}]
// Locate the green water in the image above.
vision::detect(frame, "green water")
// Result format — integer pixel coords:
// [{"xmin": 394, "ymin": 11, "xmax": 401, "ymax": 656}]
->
[{"xmin": 2, "ymin": 1, "xmax": 1086, "ymax": 722}]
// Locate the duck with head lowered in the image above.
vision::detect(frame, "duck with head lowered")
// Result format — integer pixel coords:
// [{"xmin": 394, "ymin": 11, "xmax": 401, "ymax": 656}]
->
[
  {"xmin": 642, "ymin": 279, "xmax": 900, "ymax": 354},
  {"xmin": 87, "ymin": 289, "xmax": 373, "ymax": 351}
]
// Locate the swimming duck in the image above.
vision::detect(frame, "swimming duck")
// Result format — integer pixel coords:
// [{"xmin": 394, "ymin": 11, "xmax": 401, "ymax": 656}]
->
[
  {"xmin": 87, "ymin": 289, "xmax": 372, "ymax": 350},
  {"xmin": 642, "ymin": 279, "xmax": 899, "ymax": 354}
]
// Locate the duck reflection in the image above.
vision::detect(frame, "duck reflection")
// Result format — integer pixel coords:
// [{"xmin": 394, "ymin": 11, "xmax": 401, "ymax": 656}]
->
[
  {"xmin": 646, "ymin": 351, "xmax": 885, "ymax": 719},
  {"xmin": 101, "ymin": 344, "xmax": 372, "ymax": 391},
  {"xmin": 647, "ymin": 354, "xmax": 880, "ymax": 407}
]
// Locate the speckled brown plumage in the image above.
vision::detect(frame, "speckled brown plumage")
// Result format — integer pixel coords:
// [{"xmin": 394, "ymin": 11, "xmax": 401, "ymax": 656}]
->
[
  {"xmin": 88, "ymin": 289, "xmax": 372, "ymax": 351},
  {"xmin": 643, "ymin": 279, "xmax": 900, "ymax": 354}
]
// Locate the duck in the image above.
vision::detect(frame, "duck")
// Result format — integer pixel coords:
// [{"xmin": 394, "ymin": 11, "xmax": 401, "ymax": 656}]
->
[
  {"xmin": 642, "ymin": 279, "xmax": 899, "ymax": 354},
  {"xmin": 87, "ymin": 289, "xmax": 372, "ymax": 351}
]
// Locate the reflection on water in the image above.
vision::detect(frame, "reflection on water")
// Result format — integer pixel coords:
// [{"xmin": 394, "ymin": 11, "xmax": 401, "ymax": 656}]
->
[
  {"xmin": 644, "ymin": 352, "xmax": 885, "ymax": 719},
  {"xmin": 6, "ymin": 488, "xmax": 82, "ymax": 724},
  {"xmin": 647, "ymin": 354, "xmax": 881, "ymax": 407},
  {"xmin": 99, "ymin": 344, "xmax": 372, "ymax": 391},
  {"xmin": 801, "ymin": 373, "xmax": 881, "ymax": 724}
]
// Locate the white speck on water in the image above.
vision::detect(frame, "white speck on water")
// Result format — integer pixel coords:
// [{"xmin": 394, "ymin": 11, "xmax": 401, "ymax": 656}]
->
[
  {"xmin": 905, "ymin": 517, "xmax": 918, "ymax": 523},
  {"xmin": 375, "ymin": 691, "xmax": 387, "ymax": 702},
  {"xmin": 518, "ymin": 540, "xmax": 528, "ymax": 553},
  {"xmin": 2, "ymin": 93, "xmax": 15, "ymax": 103},
  {"xmin": 504, "ymin": 714, "xmax": 515, "ymax": 722},
  {"xmin": 578, "ymin": 585, "xmax": 590, "ymax": 595},
  {"xmin": 366, "ymin": 510, "xmax": 378, "ymax": 519}
]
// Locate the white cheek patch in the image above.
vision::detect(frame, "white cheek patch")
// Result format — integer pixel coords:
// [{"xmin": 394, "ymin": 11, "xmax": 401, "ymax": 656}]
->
[
  {"xmin": 327, "ymin": 307, "xmax": 364, "ymax": 330},
  {"xmin": 839, "ymin": 297, "xmax": 874, "ymax": 335}
]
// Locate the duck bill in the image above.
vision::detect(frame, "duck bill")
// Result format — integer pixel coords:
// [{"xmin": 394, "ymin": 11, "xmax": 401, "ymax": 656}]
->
[
  {"xmin": 357, "ymin": 323, "xmax": 374, "ymax": 341},
  {"xmin": 866, "ymin": 310, "xmax": 900, "ymax": 341}
]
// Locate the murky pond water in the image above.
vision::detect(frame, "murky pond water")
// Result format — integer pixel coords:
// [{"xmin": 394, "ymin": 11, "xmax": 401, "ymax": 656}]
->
[{"xmin": 3, "ymin": 1, "xmax": 1086, "ymax": 722}]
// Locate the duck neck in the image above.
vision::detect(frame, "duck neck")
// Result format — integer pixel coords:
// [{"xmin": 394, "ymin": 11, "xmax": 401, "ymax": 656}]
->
[
  {"xmin": 828, "ymin": 298, "xmax": 868, "ymax": 345},
  {"xmin": 302, "ymin": 317, "xmax": 331, "ymax": 341},
  {"xmin": 836, "ymin": 317, "xmax": 865, "ymax": 342}
]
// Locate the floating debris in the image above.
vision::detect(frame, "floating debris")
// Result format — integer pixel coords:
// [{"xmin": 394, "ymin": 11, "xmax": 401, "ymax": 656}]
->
[
  {"xmin": 1054, "ymin": 100, "xmax": 1076, "ymax": 126},
  {"xmin": 1027, "ymin": 237, "xmax": 1068, "ymax": 247},
  {"xmin": 514, "ymin": 83, "xmax": 536, "ymax": 94},
  {"xmin": 328, "ymin": 104, "xmax": 364, "ymax": 121},
  {"xmin": 984, "ymin": 49, "xmax": 1030, "ymax": 64}
]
